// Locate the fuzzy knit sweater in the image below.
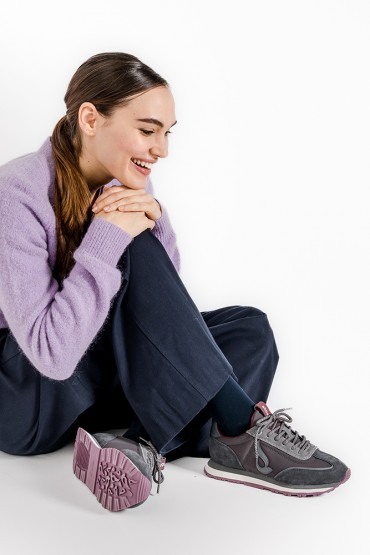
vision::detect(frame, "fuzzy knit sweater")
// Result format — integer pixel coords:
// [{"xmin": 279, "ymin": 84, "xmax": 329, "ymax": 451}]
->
[{"xmin": 0, "ymin": 138, "xmax": 180, "ymax": 380}]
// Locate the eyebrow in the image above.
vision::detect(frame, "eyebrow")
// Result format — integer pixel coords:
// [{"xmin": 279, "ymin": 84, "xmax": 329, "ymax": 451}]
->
[{"xmin": 136, "ymin": 118, "xmax": 177, "ymax": 129}]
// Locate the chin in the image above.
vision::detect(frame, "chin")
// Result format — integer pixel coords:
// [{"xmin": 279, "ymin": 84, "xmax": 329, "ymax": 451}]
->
[
  {"xmin": 111, "ymin": 173, "xmax": 144, "ymax": 189},
  {"xmin": 123, "ymin": 175, "xmax": 148, "ymax": 190},
  {"xmin": 123, "ymin": 181, "xmax": 147, "ymax": 190}
]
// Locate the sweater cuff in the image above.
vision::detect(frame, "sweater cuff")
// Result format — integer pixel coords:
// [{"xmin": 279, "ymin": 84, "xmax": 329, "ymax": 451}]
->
[
  {"xmin": 153, "ymin": 204, "xmax": 171, "ymax": 241},
  {"xmin": 77, "ymin": 218, "xmax": 133, "ymax": 267}
]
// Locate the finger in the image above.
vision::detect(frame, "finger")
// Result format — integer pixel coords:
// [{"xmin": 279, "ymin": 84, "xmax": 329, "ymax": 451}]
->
[
  {"xmin": 99, "ymin": 197, "xmax": 153, "ymax": 212},
  {"xmin": 117, "ymin": 202, "xmax": 153, "ymax": 212},
  {"xmin": 99, "ymin": 187, "xmax": 146, "ymax": 203},
  {"xmin": 93, "ymin": 190, "xmax": 149, "ymax": 212},
  {"xmin": 98, "ymin": 186, "xmax": 127, "ymax": 202}
]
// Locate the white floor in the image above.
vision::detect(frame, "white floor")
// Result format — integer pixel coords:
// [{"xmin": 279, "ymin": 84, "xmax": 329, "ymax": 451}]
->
[{"xmin": 1, "ymin": 435, "xmax": 365, "ymax": 555}]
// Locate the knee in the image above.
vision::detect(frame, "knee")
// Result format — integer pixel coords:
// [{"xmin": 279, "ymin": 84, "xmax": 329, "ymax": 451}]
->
[
  {"xmin": 239, "ymin": 305, "xmax": 274, "ymax": 329},
  {"xmin": 238, "ymin": 306, "xmax": 267, "ymax": 318},
  {"xmin": 239, "ymin": 305, "xmax": 278, "ymax": 352},
  {"xmin": 231, "ymin": 305, "xmax": 271, "ymax": 327}
]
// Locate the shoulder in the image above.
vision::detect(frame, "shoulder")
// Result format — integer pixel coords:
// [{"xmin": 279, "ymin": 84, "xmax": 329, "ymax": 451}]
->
[
  {"xmin": 0, "ymin": 138, "xmax": 55, "ymax": 209},
  {"xmin": 0, "ymin": 138, "xmax": 54, "ymax": 190}
]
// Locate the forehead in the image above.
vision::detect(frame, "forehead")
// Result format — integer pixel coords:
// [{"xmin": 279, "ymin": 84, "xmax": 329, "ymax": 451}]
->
[{"xmin": 124, "ymin": 86, "xmax": 176, "ymax": 120}]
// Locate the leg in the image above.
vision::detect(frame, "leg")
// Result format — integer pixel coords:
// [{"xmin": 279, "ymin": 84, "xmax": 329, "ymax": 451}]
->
[
  {"xmin": 109, "ymin": 231, "xmax": 278, "ymax": 455},
  {"xmin": 161, "ymin": 306, "xmax": 279, "ymax": 459},
  {"xmin": 202, "ymin": 305, "xmax": 278, "ymax": 402},
  {"xmin": 109, "ymin": 231, "xmax": 236, "ymax": 452}
]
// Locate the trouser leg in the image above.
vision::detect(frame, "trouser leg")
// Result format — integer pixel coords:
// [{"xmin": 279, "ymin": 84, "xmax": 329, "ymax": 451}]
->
[
  {"xmin": 202, "ymin": 305, "xmax": 279, "ymax": 402},
  {"xmin": 162, "ymin": 305, "xmax": 279, "ymax": 459},
  {"xmin": 109, "ymin": 231, "xmax": 236, "ymax": 452}
]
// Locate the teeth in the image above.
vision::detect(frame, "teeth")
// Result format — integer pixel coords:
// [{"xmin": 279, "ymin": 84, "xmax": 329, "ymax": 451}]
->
[{"xmin": 132, "ymin": 158, "xmax": 152, "ymax": 169}]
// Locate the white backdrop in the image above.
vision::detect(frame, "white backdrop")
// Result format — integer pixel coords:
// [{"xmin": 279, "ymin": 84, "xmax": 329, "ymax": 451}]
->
[{"xmin": 1, "ymin": 1, "xmax": 369, "ymax": 553}]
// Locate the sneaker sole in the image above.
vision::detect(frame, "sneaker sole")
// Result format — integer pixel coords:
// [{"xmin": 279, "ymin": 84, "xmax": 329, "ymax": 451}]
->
[
  {"xmin": 73, "ymin": 427, "xmax": 152, "ymax": 511},
  {"xmin": 204, "ymin": 460, "xmax": 351, "ymax": 497}
]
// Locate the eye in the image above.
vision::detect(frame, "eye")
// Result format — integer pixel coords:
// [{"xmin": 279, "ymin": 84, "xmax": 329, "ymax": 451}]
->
[
  {"xmin": 165, "ymin": 130, "xmax": 172, "ymax": 136},
  {"xmin": 140, "ymin": 129, "xmax": 155, "ymax": 136}
]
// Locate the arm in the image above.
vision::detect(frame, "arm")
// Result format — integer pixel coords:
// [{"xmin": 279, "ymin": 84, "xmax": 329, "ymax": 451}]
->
[{"xmin": 0, "ymin": 184, "xmax": 133, "ymax": 381}]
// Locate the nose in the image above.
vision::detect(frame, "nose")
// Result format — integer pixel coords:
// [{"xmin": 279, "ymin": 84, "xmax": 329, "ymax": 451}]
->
[{"xmin": 150, "ymin": 135, "xmax": 168, "ymax": 159}]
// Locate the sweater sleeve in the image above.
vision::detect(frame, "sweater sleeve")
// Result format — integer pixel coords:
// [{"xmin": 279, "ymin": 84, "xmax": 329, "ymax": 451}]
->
[
  {"xmin": 0, "ymin": 185, "xmax": 133, "ymax": 380},
  {"xmin": 146, "ymin": 178, "xmax": 181, "ymax": 273}
]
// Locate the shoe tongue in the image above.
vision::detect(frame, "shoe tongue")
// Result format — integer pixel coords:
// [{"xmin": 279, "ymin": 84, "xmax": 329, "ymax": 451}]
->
[{"xmin": 249, "ymin": 401, "xmax": 272, "ymax": 428}]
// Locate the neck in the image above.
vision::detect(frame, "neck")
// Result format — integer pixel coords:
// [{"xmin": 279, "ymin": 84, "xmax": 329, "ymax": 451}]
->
[{"xmin": 79, "ymin": 149, "xmax": 111, "ymax": 194}]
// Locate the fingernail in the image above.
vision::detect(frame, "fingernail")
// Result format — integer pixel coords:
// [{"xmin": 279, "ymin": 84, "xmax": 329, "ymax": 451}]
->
[
  {"xmin": 92, "ymin": 205, "xmax": 97, "ymax": 212},
  {"xmin": 104, "ymin": 206, "xmax": 111, "ymax": 212}
]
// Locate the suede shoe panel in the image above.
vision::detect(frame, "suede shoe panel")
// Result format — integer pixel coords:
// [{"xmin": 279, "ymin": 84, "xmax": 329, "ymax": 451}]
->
[{"xmin": 209, "ymin": 436, "xmax": 245, "ymax": 470}]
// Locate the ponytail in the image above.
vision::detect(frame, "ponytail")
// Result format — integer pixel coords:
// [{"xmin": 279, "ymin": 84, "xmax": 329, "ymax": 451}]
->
[{"xmin": 51, "ymin": 116, "xmax": 93, "ymax": 284}]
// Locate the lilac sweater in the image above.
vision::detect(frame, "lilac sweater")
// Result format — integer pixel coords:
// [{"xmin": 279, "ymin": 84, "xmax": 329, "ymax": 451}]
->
[{"xmin": 0, "ymin": 138, "xmax": 180, "ymax": 380}]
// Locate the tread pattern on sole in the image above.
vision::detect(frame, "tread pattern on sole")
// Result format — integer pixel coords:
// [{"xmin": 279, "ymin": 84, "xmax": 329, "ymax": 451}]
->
[
  {"xmin": 73, "ymin": 427, "xmax": 152, "ymax": 511},
  {"xmin": 97, "ymin": 460, "xmax": 138, "ymax": 498}
]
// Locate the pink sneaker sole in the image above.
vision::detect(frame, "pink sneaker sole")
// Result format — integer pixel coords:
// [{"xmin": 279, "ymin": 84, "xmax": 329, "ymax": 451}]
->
[
  {"xmin": 73, "ymin": 427, "xmax": 152, "ymax": 511},
  {"xmin": 204, "ymin": 464, "xmax": 351, "ymax": 497}
]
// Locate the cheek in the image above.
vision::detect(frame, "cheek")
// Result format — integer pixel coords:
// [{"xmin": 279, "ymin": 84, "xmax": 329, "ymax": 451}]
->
[
  {"xmin": 96, "ymin": 127, "xmax": 144, "ymax": 166},
  {"xmin": 111, "ymin": 135, "xmax": 137, "ymax": 161}
]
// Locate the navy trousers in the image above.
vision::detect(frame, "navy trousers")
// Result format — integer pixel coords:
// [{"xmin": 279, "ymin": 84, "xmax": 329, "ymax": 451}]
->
[{"xmin": 0, "ymin": 230, "xmax": 278, "ymax": 457}]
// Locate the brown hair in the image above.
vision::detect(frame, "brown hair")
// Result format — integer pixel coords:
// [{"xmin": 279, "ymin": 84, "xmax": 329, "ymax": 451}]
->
[{"xmin": 51, "ymin": 52, "xmax": 168, "ymax": 284}]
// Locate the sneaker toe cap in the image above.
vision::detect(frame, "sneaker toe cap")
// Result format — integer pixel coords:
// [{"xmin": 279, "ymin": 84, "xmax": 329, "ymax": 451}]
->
[{"xmin": 275, "ymin": 449, "xmax": 349, "ymax": 487}]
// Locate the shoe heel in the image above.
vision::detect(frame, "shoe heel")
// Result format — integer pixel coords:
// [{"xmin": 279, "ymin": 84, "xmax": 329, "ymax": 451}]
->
[
  {"xmin": 73, "ymin": 427, "xmax": 101, "ymax": 494},
  {"xmin": 73, "ymin": 427, "xmax": 152, "ymax": 512}
]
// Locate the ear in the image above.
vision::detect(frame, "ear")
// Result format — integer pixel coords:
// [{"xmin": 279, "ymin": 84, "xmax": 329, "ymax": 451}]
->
[{"xmin": 78, "ymin": 102, "xmax": 99, "ymax": 137}]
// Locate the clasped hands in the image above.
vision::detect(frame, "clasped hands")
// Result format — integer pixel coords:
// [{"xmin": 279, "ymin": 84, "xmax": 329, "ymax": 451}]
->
[
  {"xmin": 91, "ymin": 184, "xmax": 162, "ymax": 238},
  {"xmin": 92, "ymin": 185, "xmax": 162, "ymax": 222}
]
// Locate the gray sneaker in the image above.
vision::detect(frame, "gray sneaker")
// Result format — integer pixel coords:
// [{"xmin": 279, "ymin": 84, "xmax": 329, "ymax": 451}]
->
[
  {"xmin": 73, "ymin": 427, "xmax": 165, "ymax": 511},
  {"xmin": 204, "ymin": 402, "xmax": 350, "ymax": 497}
]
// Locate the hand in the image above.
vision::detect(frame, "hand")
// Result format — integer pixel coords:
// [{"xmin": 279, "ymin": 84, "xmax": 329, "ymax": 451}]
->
[
  {"xmin": 92, "ymin": 185, "xmax": 162, "ymax": 221},
  {"xmin": 93, "ymin": 208, "xmax": 155, "ymax": 238}
]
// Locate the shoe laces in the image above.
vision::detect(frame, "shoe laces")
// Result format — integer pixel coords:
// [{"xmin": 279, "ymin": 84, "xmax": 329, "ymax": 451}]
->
[
  {"xmin": 254, "ymin": 408, "xmax": 312, "ymax": 467},
  {"xmin": 139, "ymin": 437, "xmax": 166, "ymax": 493}
]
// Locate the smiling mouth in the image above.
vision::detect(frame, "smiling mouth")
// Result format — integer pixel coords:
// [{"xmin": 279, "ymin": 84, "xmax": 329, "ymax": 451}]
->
[{"xmin": 131, "ymin": 158, "xmax": 153, "ymax": 169}]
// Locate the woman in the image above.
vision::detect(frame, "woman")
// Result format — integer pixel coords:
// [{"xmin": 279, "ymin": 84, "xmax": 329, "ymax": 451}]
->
[{"xmin": 0, "ymin": 52, "xmax": 350, "ymax": 512}]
